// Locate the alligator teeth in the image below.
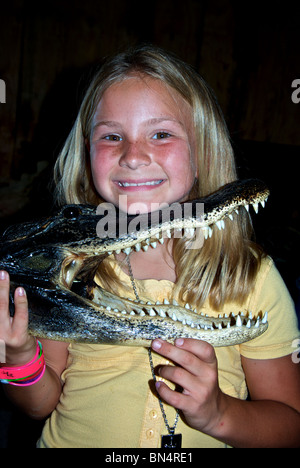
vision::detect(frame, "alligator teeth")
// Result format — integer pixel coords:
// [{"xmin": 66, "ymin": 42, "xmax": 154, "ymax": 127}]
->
[
  {"xmin": 158, "ymin": 309, "xmax": 166, "ymax": 318},
  {"xmin": 202, "ymin": 226, "xmax": 213, "ymax": 239},
  {"xmin": 108, "ymin": 297, "xmax": 267, "ymax": 336},
  {"xmin": 111, "ymin": 194, "xmax": 268, "ymax": 256},
  {"xmin": 216, "ymin": 220, "xmax": 225, "ymax": 230},
  {"xmin": 236, "ymin": 315, "xmax": 242, "ymax": 327},
  {"xmin": 202, "ymin": 227, "xmax": 209, "ymax": 239},
  {"xmin": 184, "ymin": 228, "xmax": 195, "ymax": 238},
  {"xmin": 262, "ymin": 311, "xmax": 268, "ymax": 323}
]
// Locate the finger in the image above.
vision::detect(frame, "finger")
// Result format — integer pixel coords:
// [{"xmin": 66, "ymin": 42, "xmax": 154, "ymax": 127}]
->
[
  {"xmin": 0, "ymin": 271, "xmax": 10, "ymax": 325},
  {"xmin": 155, "ymin": 380, "xmax": 190, "ymax": 411},
  {"xmin": 11, "ymin": 287, "xmax": 29, "ymax": 337},
  {"xmin": 152, "ymin": 339, "xmax": 215, "ymax": 376},
  {"xmin": 158, "ymin": 364, "xmax": 196, "ymax": 396},
  {"xmin": 175, "ymin": 338, "xmax": 217, "ymax": 365}
]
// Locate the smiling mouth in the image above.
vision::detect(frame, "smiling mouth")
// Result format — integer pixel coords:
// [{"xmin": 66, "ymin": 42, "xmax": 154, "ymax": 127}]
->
[{"xmin": 117, "ymin": 180, "xmax": 164, "ymax": 187}]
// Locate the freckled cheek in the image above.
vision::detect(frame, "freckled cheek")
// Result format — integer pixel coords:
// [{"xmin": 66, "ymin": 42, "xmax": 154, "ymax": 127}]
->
[
  {"xmin": 90, "ymin": 152, "xmax": 115, "ymax": 191},
  {"xmin": 162, "ymin": 147, "xmax": 196, "ymax": 181}
]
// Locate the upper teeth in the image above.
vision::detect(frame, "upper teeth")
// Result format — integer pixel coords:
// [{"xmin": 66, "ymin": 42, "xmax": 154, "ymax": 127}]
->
[{"xmin": 119, "ymin": 180, "xmax": 162, "ymax": 187}]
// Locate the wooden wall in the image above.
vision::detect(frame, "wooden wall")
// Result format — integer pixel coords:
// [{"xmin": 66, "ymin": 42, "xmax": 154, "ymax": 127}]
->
[
  {"xmin": 1, "ymin": 0, "xmax": 299, "ymax": 186},
  {"xmin": 0, "ymin": 1, "xmax": 299, "ymax": 251}
]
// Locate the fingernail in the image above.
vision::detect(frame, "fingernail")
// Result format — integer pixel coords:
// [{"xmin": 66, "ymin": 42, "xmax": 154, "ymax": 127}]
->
[
  {"xmin": 155, "ymin": 381, "xmax": 162, "ymax": 390},
  {"xmin": 152, "ymin": 339, "xmax": 162, "ymax": 350},
  {"xmin": 0, "ymin": 271, "xmax": 8, "ymax": 280},
  {"xmin": 16, "ymin": 287, "xmax": 26, "ymax": 297},
  {"xmin": 175, "ymin": 338, "xmax": 184, "ymax": 347}
]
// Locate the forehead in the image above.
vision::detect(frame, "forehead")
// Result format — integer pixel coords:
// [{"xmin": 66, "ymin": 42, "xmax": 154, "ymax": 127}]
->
[{"xmin": 93, "ymin": 75, "xmax": 192, "ymax": 124}]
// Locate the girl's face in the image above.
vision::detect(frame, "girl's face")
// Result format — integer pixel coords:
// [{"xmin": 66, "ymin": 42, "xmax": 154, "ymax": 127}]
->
[{"xmin": 89, "ymin": 76, "xmax": 197, "ymax": 214}]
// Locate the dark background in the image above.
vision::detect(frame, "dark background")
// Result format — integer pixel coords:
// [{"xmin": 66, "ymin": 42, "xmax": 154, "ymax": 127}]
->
[{"xmin": 0, "ymin": 0, "xmax": 299, "ymax": 448}]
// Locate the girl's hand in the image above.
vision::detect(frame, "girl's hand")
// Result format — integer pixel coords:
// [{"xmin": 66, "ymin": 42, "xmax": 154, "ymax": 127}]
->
[
  {"xmin": 151, "ymin": 338, "xmax": 227, "ymax": 435},
  {"xmin": 0, "ymin": 271, "xmax": 36, "ymax": 366}
]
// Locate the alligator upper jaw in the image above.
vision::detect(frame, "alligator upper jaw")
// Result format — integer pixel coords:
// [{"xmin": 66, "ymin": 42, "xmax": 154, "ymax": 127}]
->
[
  {"xmin": 59, "ymin": 178, "xmax": 270, "ymax": 287},
  {"xmin": 93, "ymin": 178, "xmax": 270, "ymax": 256}
]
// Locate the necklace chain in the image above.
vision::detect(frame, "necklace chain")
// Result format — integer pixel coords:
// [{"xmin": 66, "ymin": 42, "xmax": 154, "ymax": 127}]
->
[{"xmin": 125, "ymin": 255, "xmax": 179, "ymax": 436}]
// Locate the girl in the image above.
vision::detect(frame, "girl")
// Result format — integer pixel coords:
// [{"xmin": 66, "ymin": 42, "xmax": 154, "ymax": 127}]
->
[{"xmin": 1, "ymin": 46, "xmax": 299, "ymax": 448}]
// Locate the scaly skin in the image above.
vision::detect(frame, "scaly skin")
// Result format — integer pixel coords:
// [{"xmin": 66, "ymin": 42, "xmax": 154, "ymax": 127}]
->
[{"xmin": 0, "ymin": 179, "xmax": 269, "ymax": 346}]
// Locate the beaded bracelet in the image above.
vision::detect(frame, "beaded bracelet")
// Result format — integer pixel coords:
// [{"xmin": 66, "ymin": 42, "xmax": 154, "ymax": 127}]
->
[{"xmin": 0, "ymin": 340, "xmax": 45, "ymax": 386}]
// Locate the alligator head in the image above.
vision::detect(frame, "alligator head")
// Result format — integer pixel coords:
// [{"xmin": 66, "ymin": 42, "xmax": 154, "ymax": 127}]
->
[{"xmin": 0, "ymin": 179, "xmax": 269, "ymax": 347}]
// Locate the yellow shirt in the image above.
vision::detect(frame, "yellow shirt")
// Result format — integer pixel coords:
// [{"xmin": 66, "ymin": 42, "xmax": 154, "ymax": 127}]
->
[{"xmin": 38, "ymin": 257, "xmax": 299, "ymax": 448}]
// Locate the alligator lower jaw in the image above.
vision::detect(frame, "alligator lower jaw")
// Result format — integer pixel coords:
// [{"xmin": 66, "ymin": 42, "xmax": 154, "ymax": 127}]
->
[
  {"xmin": 90, "ymin": 284, "xmax": 267, "ymax": 329},
  {"xmin": 59, "ymin": 256, "xmax": 268, "ymax": 346},
  {"xmin": 59, "ymin": 259, "xmax": 268, "ymax": 347},
  {"xmin": 97, "ymin": 296, "xmax": 268, "ymax": 335}
]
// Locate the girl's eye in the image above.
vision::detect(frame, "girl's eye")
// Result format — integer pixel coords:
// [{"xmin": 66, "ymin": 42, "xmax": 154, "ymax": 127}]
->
[
  {"xmin": 103, "ymin": 135, "xmax": 123, "ymax": 141},
  {"xmin": 153, "ymin": 132, "xmax": 171, "ymax": 140}
]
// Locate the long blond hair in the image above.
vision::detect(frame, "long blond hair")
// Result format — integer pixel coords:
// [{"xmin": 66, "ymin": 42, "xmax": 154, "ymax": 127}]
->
[{"xmin": 54, "ymin": 45, "xmax": 264, "ymax": 310}]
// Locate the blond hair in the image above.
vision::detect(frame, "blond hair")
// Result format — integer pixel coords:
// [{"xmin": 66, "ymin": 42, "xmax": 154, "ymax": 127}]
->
[{"xmin": 54, "ymin": 45, "xmax": 264, "ymax": 310}]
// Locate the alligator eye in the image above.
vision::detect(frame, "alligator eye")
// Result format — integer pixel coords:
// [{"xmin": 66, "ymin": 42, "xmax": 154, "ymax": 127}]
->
[{"xmin": 63, "ymin": 206, "xmax": 82, "ymax": 219}]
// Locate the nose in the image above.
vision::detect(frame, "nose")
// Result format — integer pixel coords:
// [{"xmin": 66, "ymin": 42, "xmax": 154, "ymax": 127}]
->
[{"xmin": 119, "ymin": 141, "xmax": 151, "ymax": 169}]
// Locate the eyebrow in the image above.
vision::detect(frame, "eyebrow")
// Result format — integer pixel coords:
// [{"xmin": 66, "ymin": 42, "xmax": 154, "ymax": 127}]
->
[
  {"xmin": 146, "ymin": 117, "xmax": 184, "ymax": 126},
  {"xmin": 92, "ymin": 117, "xmax": 185, "ymax": 132},
  {"xmin": 92, "ymin": 120, "xmax": 120, "ymax": 130}
]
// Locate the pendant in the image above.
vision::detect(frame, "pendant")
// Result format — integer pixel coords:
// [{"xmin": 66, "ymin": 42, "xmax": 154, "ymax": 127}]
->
[{"xmin": 161, "ymin": 432, "xmax": 182, "ymax": 449}]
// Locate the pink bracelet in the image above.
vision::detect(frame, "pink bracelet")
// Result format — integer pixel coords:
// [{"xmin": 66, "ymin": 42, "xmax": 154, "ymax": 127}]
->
[
  {"xmin": 7, "ymin": 364, "xmax": 46, "ymax": 387},
  {"xmin": 0, "ymin": 340, "xmax": 44, "ymax": 382}
]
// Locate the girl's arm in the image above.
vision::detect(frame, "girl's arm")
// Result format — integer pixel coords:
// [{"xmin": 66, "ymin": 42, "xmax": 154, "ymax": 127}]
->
[
  {"xmin": 3, "ymin": 339, "xmax": 68, "ymax": 420},
  {"xmin": 152, "ymin": 338, "xmax": 300, "ymax": 448},
  {"xmin": 0, "ymin": 272, "xmax": 68, "ymax": 419},
  {"xmin": 214, "ymin": 354, "xmax": 300, "ymax": 447}
]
